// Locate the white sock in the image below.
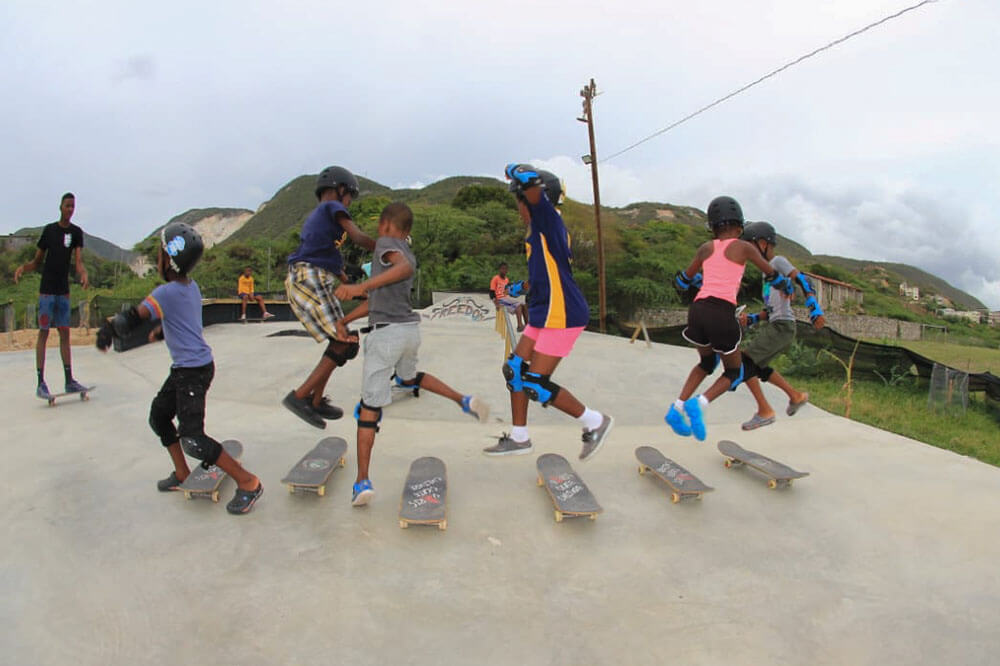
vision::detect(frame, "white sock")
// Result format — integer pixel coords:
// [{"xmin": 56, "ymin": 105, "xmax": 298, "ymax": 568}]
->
[
  {"xmin": 578, "ymin": 408, "xmax": 603, "ymax": 431},
  {"xmin": 511, "ymin": 426, "xmax": 530, "ymax": 443},
  {"xmin": 698, "ymin": 394, "xmax": 709, "ymax": 409},
  {"xmin": 674, "ymin": 399, "xmax": 685, "ymax": 411}
]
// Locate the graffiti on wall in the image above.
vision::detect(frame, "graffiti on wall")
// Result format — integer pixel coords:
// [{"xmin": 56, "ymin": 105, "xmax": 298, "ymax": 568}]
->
[{"xmin": 424, "ymin": 296, "xmax": 491, "ymax": 321}]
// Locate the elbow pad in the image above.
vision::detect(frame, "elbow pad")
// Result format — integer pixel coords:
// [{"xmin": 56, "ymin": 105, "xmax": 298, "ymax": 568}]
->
[
  {"xmin": 795, "ymin": 272, "xmax": 816, "ymax": 297},
  {"xmin": 111, "ymin": 306, "xmax": 143, "ymax": 338}
]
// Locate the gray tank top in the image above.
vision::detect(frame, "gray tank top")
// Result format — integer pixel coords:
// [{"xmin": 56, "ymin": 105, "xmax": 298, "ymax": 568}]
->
[
  {"xmin": 764, "ymin": 255, "xmax": 796, "ymax": 322},
  {"xmin": 368, "ymin": 236, "xmax": 421, "ymax": 325}
]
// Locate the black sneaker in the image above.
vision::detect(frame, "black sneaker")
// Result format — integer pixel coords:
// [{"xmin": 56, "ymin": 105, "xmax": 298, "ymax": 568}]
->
[
  {"xmin": 282, "ymin": 391, "xmax": 326, "ymax": 429},
  {"xmin": 313, "ymin": 396, "xmax": 344, "ymax": 420},
  {"xmin": 157, "ymin": 471, "xmax": 182, "ymax": 492},
  {"xmin": 227, "ymin": 482, "xmax": 263, "ymax": 515}
]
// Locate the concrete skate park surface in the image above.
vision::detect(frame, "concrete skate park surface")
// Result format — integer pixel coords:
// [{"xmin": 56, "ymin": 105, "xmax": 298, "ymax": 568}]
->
[{"xmin": 3, "ymin": 314, "xmax": 999, "ymax": 666}]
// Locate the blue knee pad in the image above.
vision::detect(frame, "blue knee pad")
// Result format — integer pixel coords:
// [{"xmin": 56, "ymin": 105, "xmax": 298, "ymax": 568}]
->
[
  {"xmin": 354, "ymin": 400, "xmax": 382, "ymax": 432},
  {"xmin": 503, "ymin": 354, "xmax": 528, "ymax": 393},
  {"xmin": 728, "ymin": 356, "xmax": 760, "ymax": 391},
  {"xmin": 698, "ymin": 353, "xmax": 720, "ymax": 374},
  {"xmin": 722, "ymin": 363, "xmax": 746, "ymax": 390},
  {"xmin": 522, "ymin": 371, "xmax": 561, "ymax": 407},
  {"xmin": 394, "ymin": 372, "xmax": 424, "ymax": 397}
]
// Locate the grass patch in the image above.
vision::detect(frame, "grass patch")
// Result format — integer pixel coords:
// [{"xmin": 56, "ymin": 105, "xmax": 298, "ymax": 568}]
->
[
  {"xmin": 867, "ymin": 339, "xmax": 1000, "ymax": 375},
  {"xmin": 787, "ymin": 375, "xmax": 1000, "ymax": 467}
]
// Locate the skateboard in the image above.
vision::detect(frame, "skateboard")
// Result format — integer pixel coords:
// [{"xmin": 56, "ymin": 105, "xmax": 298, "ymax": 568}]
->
[
  {"xmin": 281, "ymin": 436, "xmax": 347, "ymax": 496},
  {"xmin": 635, "ymin": 445, "xmax": 714, "ymax": 503},
  {"xmin": 536, "ymin": 453, "xmax": 602, "ymax": 522},
  {"xmin": 718, "ymin": 440, "xmax": 809, "ymax": 489},
  {"xmin": 399, "ymin": 456, "xmax": 447, "ymax": 530},
  {"xmin": 40, "ymin": 385, "xmax": 96, "ymax": 407},
  {"xmin": 179, "ymin": 440, "xmax": 244, "ymax": 502}
]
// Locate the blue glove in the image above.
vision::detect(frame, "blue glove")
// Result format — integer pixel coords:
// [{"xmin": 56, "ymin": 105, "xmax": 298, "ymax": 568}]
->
[
  {"xmin": 505, "ymin": 164, "xmax": 542, "ymax": 189},
  {"xmin": 746, "ymin": 312, "xmax": 760, "ymax": 327},
  {"xmin": 508, "ymin": 280, "xmax": 525, "ymax": 297},
  {"xmin": 805, "ymin": 295, "xmax": 825, "ymax": 323}
]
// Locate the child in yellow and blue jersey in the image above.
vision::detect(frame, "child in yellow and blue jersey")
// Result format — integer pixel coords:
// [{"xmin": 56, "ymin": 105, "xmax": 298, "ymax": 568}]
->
[{"xmin": 483, "ymin": 164, "xmax": 612, "ymax": 462}]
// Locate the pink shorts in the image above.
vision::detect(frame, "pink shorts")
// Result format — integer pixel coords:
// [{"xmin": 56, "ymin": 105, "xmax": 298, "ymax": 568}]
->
[{"xmin": 521, "ymin": 325, "xmax": 584, "ymax": 358}]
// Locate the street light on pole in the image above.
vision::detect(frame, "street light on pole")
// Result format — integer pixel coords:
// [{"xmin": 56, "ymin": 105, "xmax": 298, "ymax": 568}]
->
[{"xmin": 578, "ymin": 78, "xmax": 606, "ymax": 333}]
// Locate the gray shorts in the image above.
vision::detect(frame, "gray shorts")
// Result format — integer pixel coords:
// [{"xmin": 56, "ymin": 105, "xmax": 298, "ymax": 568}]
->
[
  {"xmin": 362, "ymin": 322, "xmax": 421, "ymax": 408},
  {"xmin": 742, "ymin": 319, "xmax": 796, "ymax": 368}
]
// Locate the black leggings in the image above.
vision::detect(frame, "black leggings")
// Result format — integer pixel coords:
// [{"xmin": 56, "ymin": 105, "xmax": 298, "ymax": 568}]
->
[{"xmin": 148, "ymin": 362, "xmax": 222, "ymax": 466}]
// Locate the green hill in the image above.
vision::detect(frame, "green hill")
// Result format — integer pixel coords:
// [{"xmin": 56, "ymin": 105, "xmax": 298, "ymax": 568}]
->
[{"xmin": 138, "ymin": 207, "xmax": 254, "ymax": 243}]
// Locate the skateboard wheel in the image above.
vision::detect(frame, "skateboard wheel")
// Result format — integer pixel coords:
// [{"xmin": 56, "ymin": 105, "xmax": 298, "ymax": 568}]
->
[
  {"xmin": 287, "ymin": 485, "xmax": 295, "ymax": 494},
  {"xmin": 211, "ymin": 491, "xmax": 220, "ymax": 502},
  {"xmin": 589, "ymin": 514, "xmax": 597, "ymax": 521},
  {"xmin": 48, "ymin": 400, "xmax": 55, "ymax": 407},
  {"xmin": 438, "ymin": 520, "xmax": 447, "ymax": 531},
  {"xmin": 338, "ymin": 457, "xmax": 346, "ymax": 468},
  {"xmin": 554, "ymin": 511, "xmax": 563, "ymax": 523},
  {"xmin": 537, "ymin": 477, "xmax": 544, "ymax": 487},
  {"xmin": 671, "ymin": 493, "xmax": 680, "ymax": 504},
  {"xmin": 318, "ymin": 486, "xmax": 326, "ymax": 497},
  {"xmin": 768, "ymin": 480, "xmax": 777, "ymax": 489},
  {"xmin": 724, "ymin": 459, "xmax": 733, "ymax": 468},
  {"xmin": 638, "ymin": 465, "xmax": 645, "ymax": 475},
  {"xmin": 696, "ymin": 493, "xmax": 704, "ymax": 501},
  {"xmin": 183, "ymin": 491, "xmax": 192, "ymax": 500},
  {"xmin": 399, "ymin": 520, "xmax": 408, "ymax": 529}
]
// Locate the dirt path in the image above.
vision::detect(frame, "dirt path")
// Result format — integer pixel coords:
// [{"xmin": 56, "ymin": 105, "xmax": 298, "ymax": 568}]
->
[{"xmin": 0, "ymin": 328, "xmax": 96, "ymax": 352}]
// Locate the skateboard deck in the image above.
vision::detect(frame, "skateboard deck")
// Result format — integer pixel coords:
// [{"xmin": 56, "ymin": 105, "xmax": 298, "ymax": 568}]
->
[
  {"xmin": 635, "ymin": 445, "xmax": 714, "ymax": 503},
  {"xmin": 718, "ymin": 440, "xmax": 809, "ymax": 489},
  {"xmin": 281, "ymin": 436, "xmax": 347, "ymax": 496},
  {"xmin": 40, "ymin": 385, "xmax": 96, "ymax": 407},
  {"xmin": 399, "ymin": 456, "xmax": 447, "ymax": 530},
  {"xmin": 179, "ymin": 440, "xmax": 243, "ymax": 502},
  {"xmin": 536, "ymin": 453, "xmax": 602, "ymax": 522}
]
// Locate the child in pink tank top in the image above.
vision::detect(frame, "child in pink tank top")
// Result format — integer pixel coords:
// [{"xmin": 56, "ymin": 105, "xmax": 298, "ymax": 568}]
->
[{"xmin": 666, "ymin": 196, "xmax": 783, "ymax": 441}]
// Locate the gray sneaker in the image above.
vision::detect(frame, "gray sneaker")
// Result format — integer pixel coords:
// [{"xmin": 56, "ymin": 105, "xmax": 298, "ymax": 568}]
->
[
  {"xmin": 483, "ymin": 433, "xmax": 533, "ymax": 457},
  {"xmin": 580, "ymin": 414, "xmax": 613, "ymax": 461}
]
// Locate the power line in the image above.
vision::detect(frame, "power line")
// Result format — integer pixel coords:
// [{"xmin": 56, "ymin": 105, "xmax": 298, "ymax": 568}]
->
[{"xmin": 602, "ymin": 0, "xmax": 939, "ymax": 163}]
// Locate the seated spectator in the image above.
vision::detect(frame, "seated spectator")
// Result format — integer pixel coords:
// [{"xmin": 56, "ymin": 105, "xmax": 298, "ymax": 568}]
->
[
  {"xmin": 237, "ymin": 267, "xmax": 275, "ymax": 321},
  {"xmin": 489, "ymin": 262, "xmax": 527, "ymax": 332}
]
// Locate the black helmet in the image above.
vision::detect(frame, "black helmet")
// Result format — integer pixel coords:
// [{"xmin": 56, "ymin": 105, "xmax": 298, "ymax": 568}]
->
[
  {"xmin": 741, "ymin": 221, "xmax": 777, "ymax": 245},
  {"xmin": 538, "ymin": 169, "xmax": 565, "ymax": 206},
  {"xmin": 706, "ymin": 195, "xmax": 744, "ymax": 230},
  {"xmin": 160, "ymin": 222, "xmax": 204, "ymax": 275},
  {"xmin": 315, "ymin": 165, "xmax": 360, "ymax": 200}
]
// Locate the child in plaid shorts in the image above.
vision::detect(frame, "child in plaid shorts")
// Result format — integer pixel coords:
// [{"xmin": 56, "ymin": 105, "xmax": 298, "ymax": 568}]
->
[{"xmin": 283, "ymin": 166, "xmax": 375, "ymax": 429}]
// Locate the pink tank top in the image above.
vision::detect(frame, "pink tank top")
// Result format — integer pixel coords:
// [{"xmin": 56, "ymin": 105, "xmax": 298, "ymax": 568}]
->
[{"xmin": 695, "ymin": 238, "xmax": 744, "ymax": 305}]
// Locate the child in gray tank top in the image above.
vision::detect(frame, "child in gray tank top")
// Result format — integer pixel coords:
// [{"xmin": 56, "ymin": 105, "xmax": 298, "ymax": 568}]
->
[{"xmin": 334, "ymin": 203, "xmax": 489, "ymax": 507}]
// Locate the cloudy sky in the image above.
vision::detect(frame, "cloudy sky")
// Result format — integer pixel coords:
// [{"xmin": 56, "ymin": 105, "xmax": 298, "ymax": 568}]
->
[{"xmin": 2, "ymin": 0, "xmax": 997, "ymax": 308}]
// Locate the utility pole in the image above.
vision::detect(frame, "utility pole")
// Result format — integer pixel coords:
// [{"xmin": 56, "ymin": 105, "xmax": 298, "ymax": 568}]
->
[{"xmin": 578, "ymin": 78, "xmax": 606, "ymax": 333}]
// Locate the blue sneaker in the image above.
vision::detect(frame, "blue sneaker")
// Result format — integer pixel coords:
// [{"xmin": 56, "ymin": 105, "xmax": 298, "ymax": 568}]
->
[
  {"xmin": 65, "ymin": 379, "xmax": 88, "ymax": 394},
  {"xmin": 352, "ymin": 479, "xmax": 374, "ymax": 506},
  {"xmin": 36, "ymin": 381, "xmax": 52, "ymax": 400},
  {"xmin": 683, "ymin": 397, "xmax": 707, "ymax": 441},
  {"xmin": 665, "ymin": 404, "xmax": 692, "ymax": 437},
  {"xmin": 461, "ymin": 395, "xmax": 489, "ymax": 422}
]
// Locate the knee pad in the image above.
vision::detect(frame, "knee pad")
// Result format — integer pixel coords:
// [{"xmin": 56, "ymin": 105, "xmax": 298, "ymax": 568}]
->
[
  {"xmin": 729, "ymin": 356, "xmax": 761, "ymax": 391},
  {"xmin": 722, "ymin": 363, "xmax": 746, "ymax": 390},
  {"xmin": 394, "ymin": 371, "xmax": 424, "ymax": 397},
  {"xmin": 324, "ymin": 338, "xmax": 360, "ymax": 366},
  {"xmin": 698, "ymin": 353, "xmax": 720, "ymax": 374},
  {"xmin": 354, "ymin": 400, "xmax": 383, "ymax": 432},
  {"xmin": 180, "ymin": 436, "xmax": 223, "ymax": 467},
  {"xmin": 759, "ymin": 366, "xmax": 774, "ymax": 383},
  {"xmin": 149, "ymin": 405, "xmax": 178, "ymax": 447},
  {"xmin": 522, "ymin": 371, "xmax": 561, "ymax": 407},
  {"xmin": 503, "ymin": 354, "xmax": 528, "ymax": 393}
]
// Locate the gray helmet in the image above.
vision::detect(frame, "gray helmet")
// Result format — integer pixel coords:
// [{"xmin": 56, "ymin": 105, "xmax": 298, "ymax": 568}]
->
[
  {"xmin": 706, "ymin": 195, "xmax": 744, "ymax": 230},
  {"xmin": 741, "ymin": 221, "xmax": 777, "ymax": 246},
  {"xmin": 160, "ymin": 222, "xmax": 204, "ymax": 275},
  {"xmin": 315, "ymin": 165, "xmax": 360, "ymax": 200},
  {"xmin": 538, "ymin": 169, "xmax": 565, "ymax": 206}
]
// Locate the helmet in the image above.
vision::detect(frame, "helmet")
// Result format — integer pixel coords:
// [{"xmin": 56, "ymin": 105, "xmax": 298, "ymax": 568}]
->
[
  {"xmin": 706, "ymin": 195, "xmax": 744, "ymax": 230},
  {"xmin": 538, "ymin": 170, "xmax": 565, "ymax": 206},
  {"xmin": 315, "ymin": 165, "xmax": 360, "ymax": 200},
  {"xmin": 160, "ymin": 222, "xmax": 204, "ymax": 275},
  {"xmin": 741, "ymin": 221, "xmax": 777, "ymax": 246}
]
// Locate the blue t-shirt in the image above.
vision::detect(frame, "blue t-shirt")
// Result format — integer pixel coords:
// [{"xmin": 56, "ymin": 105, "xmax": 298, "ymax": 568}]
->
[
  {"xmin": 143, "ymin": 280, "xmax": 213, "ymax": 368},
  {"xmin": 524, "ymin": 194, "xmax": 589, "ymax": 329},
  {"xmin": 287, "ymin": 201, "xmax": 351, "ymax": 274}
]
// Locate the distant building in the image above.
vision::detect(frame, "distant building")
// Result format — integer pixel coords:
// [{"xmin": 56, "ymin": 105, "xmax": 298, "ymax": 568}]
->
[
  {"xmin": 989, "ymin": 311, "xmax": 1000, "ymax": 327},
  {"xmin": 1, "ymin": 234, "xmax": 35, "ymax": 252},
  {"xmin": 938, "ymin": 308, "xmax": 984, "ymax": 324},
  {"xmin": 802, "ymin": 272, "xmax": 864, "ymax": 312},
  {"xmin": 899, "ymin": 282, "xmax": 920, "ymax": 301}
]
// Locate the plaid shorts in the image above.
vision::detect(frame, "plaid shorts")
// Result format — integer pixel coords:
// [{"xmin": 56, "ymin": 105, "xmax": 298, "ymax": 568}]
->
[{"xmin": 285, "ymin": 262, "xmax": 346, "ymax": 342}]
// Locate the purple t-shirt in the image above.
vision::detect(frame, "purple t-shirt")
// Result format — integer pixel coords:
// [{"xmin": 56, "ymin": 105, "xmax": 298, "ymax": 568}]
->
[
  {"xmin": 143, "ymin": 280, "xmax": 213, "ymax": 368},
  {"xmin": 287, "ymin": 201, "xmax": 351, "ymax": 274}
]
